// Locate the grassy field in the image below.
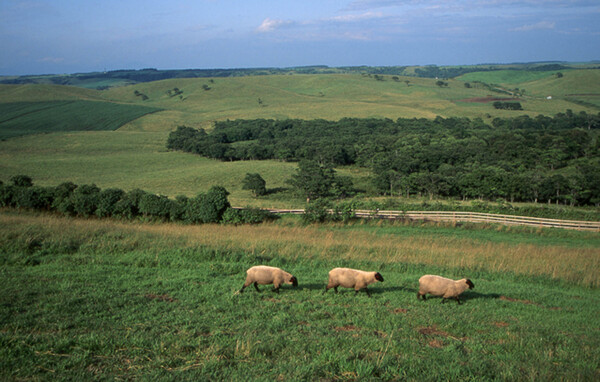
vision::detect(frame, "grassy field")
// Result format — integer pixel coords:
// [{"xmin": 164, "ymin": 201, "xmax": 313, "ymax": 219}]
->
[
  {"xmin": 1, "ymin": 70, "xmax": 598, "ymax": 207},
  {"xmin": 0, "ymin": 212, "xmax": 598, "ymax": 380},
  {"xmin": 0, "ymin": 101, "xmax": 161, "ymax": 139}
]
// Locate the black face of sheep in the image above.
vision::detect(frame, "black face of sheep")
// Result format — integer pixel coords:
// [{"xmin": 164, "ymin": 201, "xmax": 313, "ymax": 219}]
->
[
  {"xmin": 290, "ymin": 276, "xmax": 298, "ymax": 287},
  {"xmin": 375, "ymin": 272, "xmax": 384, "ymax": 282},
  {"xmin": 466, "ymin": 279, "xmax": 475, "ymax": 289}
]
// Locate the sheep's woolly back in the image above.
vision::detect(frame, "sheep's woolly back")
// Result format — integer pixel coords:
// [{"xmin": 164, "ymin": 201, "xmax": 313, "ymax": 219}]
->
[
  {"xmin": 418, "ymin": 275, "xmax": 472, "ymax": 298},
  {"xmin": 245, "ymin": 265, "xmax": 294, "ymax": 288},
  {"xmin": 327, "ymin": 267, "xmax": 382, "ymax": 290}
]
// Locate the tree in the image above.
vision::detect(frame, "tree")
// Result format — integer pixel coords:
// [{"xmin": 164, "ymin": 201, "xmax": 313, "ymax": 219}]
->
[
  {"xmin": 287, "ymin": 160, "xmax": 336, "ymax": 201},
  {"xmin": 242, "ymin": 173, "xmax": 267, "ymax": 196},
  {"xmin": 185, "ymin": 186, "xmax": 230, "ymax": 223}
]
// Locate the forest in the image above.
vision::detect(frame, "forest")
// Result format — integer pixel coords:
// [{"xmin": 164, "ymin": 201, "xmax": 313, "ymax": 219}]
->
[{"xmin": 167, "ymin": 111, "xmax": 600, "ymax": 206}]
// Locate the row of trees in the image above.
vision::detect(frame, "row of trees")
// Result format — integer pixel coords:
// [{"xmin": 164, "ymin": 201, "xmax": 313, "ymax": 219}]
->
[
  {"xmin": 167, "ymin": 113, "xmax": 600, "ymax": 205},
  {"xmin": 0, "ymin": 176, "xmax": 272, "ymax": 224}
]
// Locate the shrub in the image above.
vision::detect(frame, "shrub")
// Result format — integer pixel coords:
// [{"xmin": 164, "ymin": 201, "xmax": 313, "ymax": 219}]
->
[
  {"xmin": 13, "ymin": 186, "xmax": 54, "ymax": 210},
  {"xmin": 139, "ymin": 193, "xmax": 172, "ymax": 220},
  {"xmin": 221, "ymin": 207, "xmax": 275, "ymax": 225},
  {"xmin": 185, "ymin": 186, "xmax": 230, "ymax": 224},
  {"xmin": 113, "ymin": 189, "xmax": 148, "ymax": 220},
  {"xmin": 302, "ymin": 199, "xmax": 333, "ymax": 224},
  {"xmin": 96, "ymin": 188, "xmax": 126, "ymax": 218},
  {"xmin": 10, "ymin": 175, "xmax": 33, "ymax": 188},
  {"xmin": 71, "ymin": 184, "xmax": 101, "ymax": 217},
  {"xmin": 0, "ymin": 184, "xmax": 15, "ymax": 207}
]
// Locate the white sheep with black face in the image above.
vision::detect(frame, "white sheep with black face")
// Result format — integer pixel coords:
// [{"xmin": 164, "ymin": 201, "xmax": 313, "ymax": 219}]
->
[
  {"xmin": 417, "ymin": 275, "xmax": 474, "ymax": 304},
  {"xmin": 239, "ymin": 265, "xmax": 298, "ymax": 294},
  {"xmin": 324, "ymin": 267, "xmax": 384, "ymax": 297}
]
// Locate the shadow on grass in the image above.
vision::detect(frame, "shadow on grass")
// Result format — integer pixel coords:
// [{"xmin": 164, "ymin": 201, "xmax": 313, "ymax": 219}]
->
[
  {"xmin": 265, "ymin": 187, "xmax": 289, "ymax": 196},
  {"xmin": 413, "ymin": 291, "xmax": 501, "ymax": 303}
]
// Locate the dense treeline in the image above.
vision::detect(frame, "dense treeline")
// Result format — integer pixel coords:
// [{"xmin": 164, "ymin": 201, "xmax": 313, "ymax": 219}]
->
[
  {"xmin": 0, "ymin": 176, "xmax": 272, "ymax": 225},
  {"xmin": 167, "ymin": 112, "xmax": 600, "ymax": 205}
]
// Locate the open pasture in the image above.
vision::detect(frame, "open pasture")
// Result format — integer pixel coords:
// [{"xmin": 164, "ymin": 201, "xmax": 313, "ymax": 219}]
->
[{"xmin": 0, "ymin": 212, "xmax": 598, "ymax": 380}]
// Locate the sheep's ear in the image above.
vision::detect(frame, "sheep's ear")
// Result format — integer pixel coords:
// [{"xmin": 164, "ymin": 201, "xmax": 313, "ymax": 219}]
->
[
  {"xmin": 375, "ymin": 272, "xmax": 384, "ymax": 282},
  {"xmin": 466, "ymin": 279, "xmax": 474, "ymax": 289}
]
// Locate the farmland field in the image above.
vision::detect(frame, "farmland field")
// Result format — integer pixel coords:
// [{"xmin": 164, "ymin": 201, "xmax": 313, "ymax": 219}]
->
[
  {"xmin": 0, "ymin": 101, "xmax": 161, "ymax": 139},
  {"xmin": 0, "ymin": 212, "xmax": 599, "ymax": 380}
]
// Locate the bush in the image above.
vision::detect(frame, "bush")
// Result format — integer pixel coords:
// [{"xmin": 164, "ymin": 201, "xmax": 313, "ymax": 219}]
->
[
  {"xmin": 96, "ymin": 188, "xmax": 126, "ymax": 218},
  {"xmin": 493, "ymin": 101, "xmax": 522, "ymax": 110},
  {"xmin": 13, "ymin": 186, "xmax": 54, "ymax": 210},
  {"xmin": 139, "ymin": 193, "xmax": 172, "ymax": 220},
  {"xmin": 221, "ymin": 207, "xmax": 275, "ymax": 225},
  {"xmin": 71, "ymin": 184, "xmax": 101, "ymax": 217},
  {"xmin": 0, "ymin": 184, "xmax": 15, "ymax": 207},
  {"xmin": 302, "ymin": 199, "xmax": 333, "ymax": 224},
  {"xmin": 10, "ymin": 175, "xmax": 33, "ymax": 187},
  {"xmin": 185, "ymin": 186, "xmax": 230, "ymax": 223}
]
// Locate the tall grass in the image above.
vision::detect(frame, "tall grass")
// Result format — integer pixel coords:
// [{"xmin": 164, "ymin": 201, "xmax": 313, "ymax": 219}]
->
[
  {"xmin": 1, "ymin": 211, "xmax": 599, "ymax": 380},
  {"xmin": 2, "ymin": 212, "xmax": 598, "ymax": 287}
]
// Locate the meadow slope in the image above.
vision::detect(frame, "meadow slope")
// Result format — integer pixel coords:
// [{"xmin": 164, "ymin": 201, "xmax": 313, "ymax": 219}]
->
[
  {"xmin": 1, "ymin": 70, "xmax": 598, "ymax": 205},
  {"xmin": 0, "ymin": 213, "xmax": 598, "ymax": 380}
]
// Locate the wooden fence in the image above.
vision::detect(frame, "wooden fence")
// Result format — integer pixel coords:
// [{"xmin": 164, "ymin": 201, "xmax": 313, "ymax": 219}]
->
[{"xmin": 261, "ymin": 208, "xmax": 600, "ymax": 231}]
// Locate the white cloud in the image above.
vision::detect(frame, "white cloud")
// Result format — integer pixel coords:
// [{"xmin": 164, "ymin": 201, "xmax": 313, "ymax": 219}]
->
[
  {"xmin": 329, "ymin": 11, "xmax": 385, "ymax": 22},
  {"xmin": 511, "ymin": 21, "xmax": 556, "ymax": 32},
  {"xmin": 256, "ymin": 18, "xmax": 294, "ymax": 33}
]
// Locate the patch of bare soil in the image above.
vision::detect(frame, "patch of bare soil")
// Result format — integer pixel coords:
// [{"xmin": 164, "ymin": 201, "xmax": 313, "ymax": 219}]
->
[
  {"xmin": 418, "ymin": 326, "xmax": 452, "ymax": 337},
  {"xmin": 417, "ymin": 325, "xmax": 466, "ymax": 347},
  {"xmin": 335, "ymin": 324, "xmax": 358, "ymax": 332},
  {"xmin": 144, "ymin": 293, "xmax": 176, "ymax": 302}
]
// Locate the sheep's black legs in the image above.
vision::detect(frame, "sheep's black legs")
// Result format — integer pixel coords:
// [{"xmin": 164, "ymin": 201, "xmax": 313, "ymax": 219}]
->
[
  {"xmin": 239, "ymin": 286, "xmax": 245, "ymax": 293},
  {"xmin": 273, "ymin": 287, "xmax": 280, "ymax": 293},
  {"xmin": 253, "ymin": 282, "xmax": 261, "ymax": 292}
]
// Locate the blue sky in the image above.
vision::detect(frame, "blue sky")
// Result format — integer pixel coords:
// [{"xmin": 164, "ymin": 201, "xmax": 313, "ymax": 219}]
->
[{"xmin": 1, "ymin": 0, "xmax": 599, "ymax": 75}]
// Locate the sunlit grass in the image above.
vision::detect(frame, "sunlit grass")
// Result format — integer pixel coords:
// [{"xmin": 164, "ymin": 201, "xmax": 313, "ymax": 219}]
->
[{"xmin": 1, "ymin": 211, "xmax": 599, "ymax": 380}]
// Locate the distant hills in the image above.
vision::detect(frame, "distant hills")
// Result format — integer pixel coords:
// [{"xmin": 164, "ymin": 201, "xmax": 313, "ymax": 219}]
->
[{"xmin": 2, "ymin": 62, "xmax": 598, "ymax": 90}]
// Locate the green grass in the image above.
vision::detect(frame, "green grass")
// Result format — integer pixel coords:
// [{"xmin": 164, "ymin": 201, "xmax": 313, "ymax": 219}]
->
[
  {"xmin": 457, "ymin": 70, "xmax": 566, "ymax": 85},
  {"xmin": 0, "ymin": 71, "xmax": 598, "ymax": 208},
  {"xmin": 0, "ymin": 101, "xmax": 161, "ymax": 139},
  {"xmin": 0, "ymin": 212, "xmax": 598, "ymax": 380}
]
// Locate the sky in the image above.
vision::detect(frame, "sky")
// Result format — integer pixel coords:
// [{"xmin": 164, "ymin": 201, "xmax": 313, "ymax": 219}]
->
[{"xmin": 1, "ymin": 0, "xmax": 599, "ymax": 75}]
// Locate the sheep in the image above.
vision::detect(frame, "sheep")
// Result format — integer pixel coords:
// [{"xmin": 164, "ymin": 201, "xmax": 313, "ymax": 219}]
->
[
  {"xmin": 324, "ymin": 267, "xmax": 384, "ymax": 297},
  {"xmin": 239, "ymin": 265, "xmax": 298, "ymax": 294},
  {"xmin": 417, "ymin": 275, "xmax": 474, "ymax": 304}
]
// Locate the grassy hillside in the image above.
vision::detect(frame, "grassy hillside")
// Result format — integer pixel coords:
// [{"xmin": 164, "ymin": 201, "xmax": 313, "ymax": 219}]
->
[
  {"xmin": 102, "ymin": 73, "xmax": 597, "ymax": 132},
  {"xmin": 0, "ymin": 71, "xmax": 598, "ymax": 206},
  {"xmin": 1, "ymin": 213, "xmax": 598, "ymax": 380},
  {"xmin": 458, "ymin": 69, "xmax": 600, "ymax": 109}
]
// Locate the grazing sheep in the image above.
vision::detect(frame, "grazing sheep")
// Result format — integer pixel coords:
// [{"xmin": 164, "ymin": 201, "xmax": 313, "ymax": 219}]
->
[
  {"xmin": 239, "ymin": 265, "xmax": 298, "ymax": 294},
  {"xmin": 324, "ymin": 267, "xmax": 384, "ymax": 297},
  {"xmin": 417, "ymin": 275, "xmax": 474, "ymax": 304}
]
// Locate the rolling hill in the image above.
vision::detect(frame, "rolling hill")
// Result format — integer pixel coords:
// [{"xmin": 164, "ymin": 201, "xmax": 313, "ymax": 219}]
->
[{"xmin": 0, "ymin": 67, "xmax": 598, "ymax": 206}]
